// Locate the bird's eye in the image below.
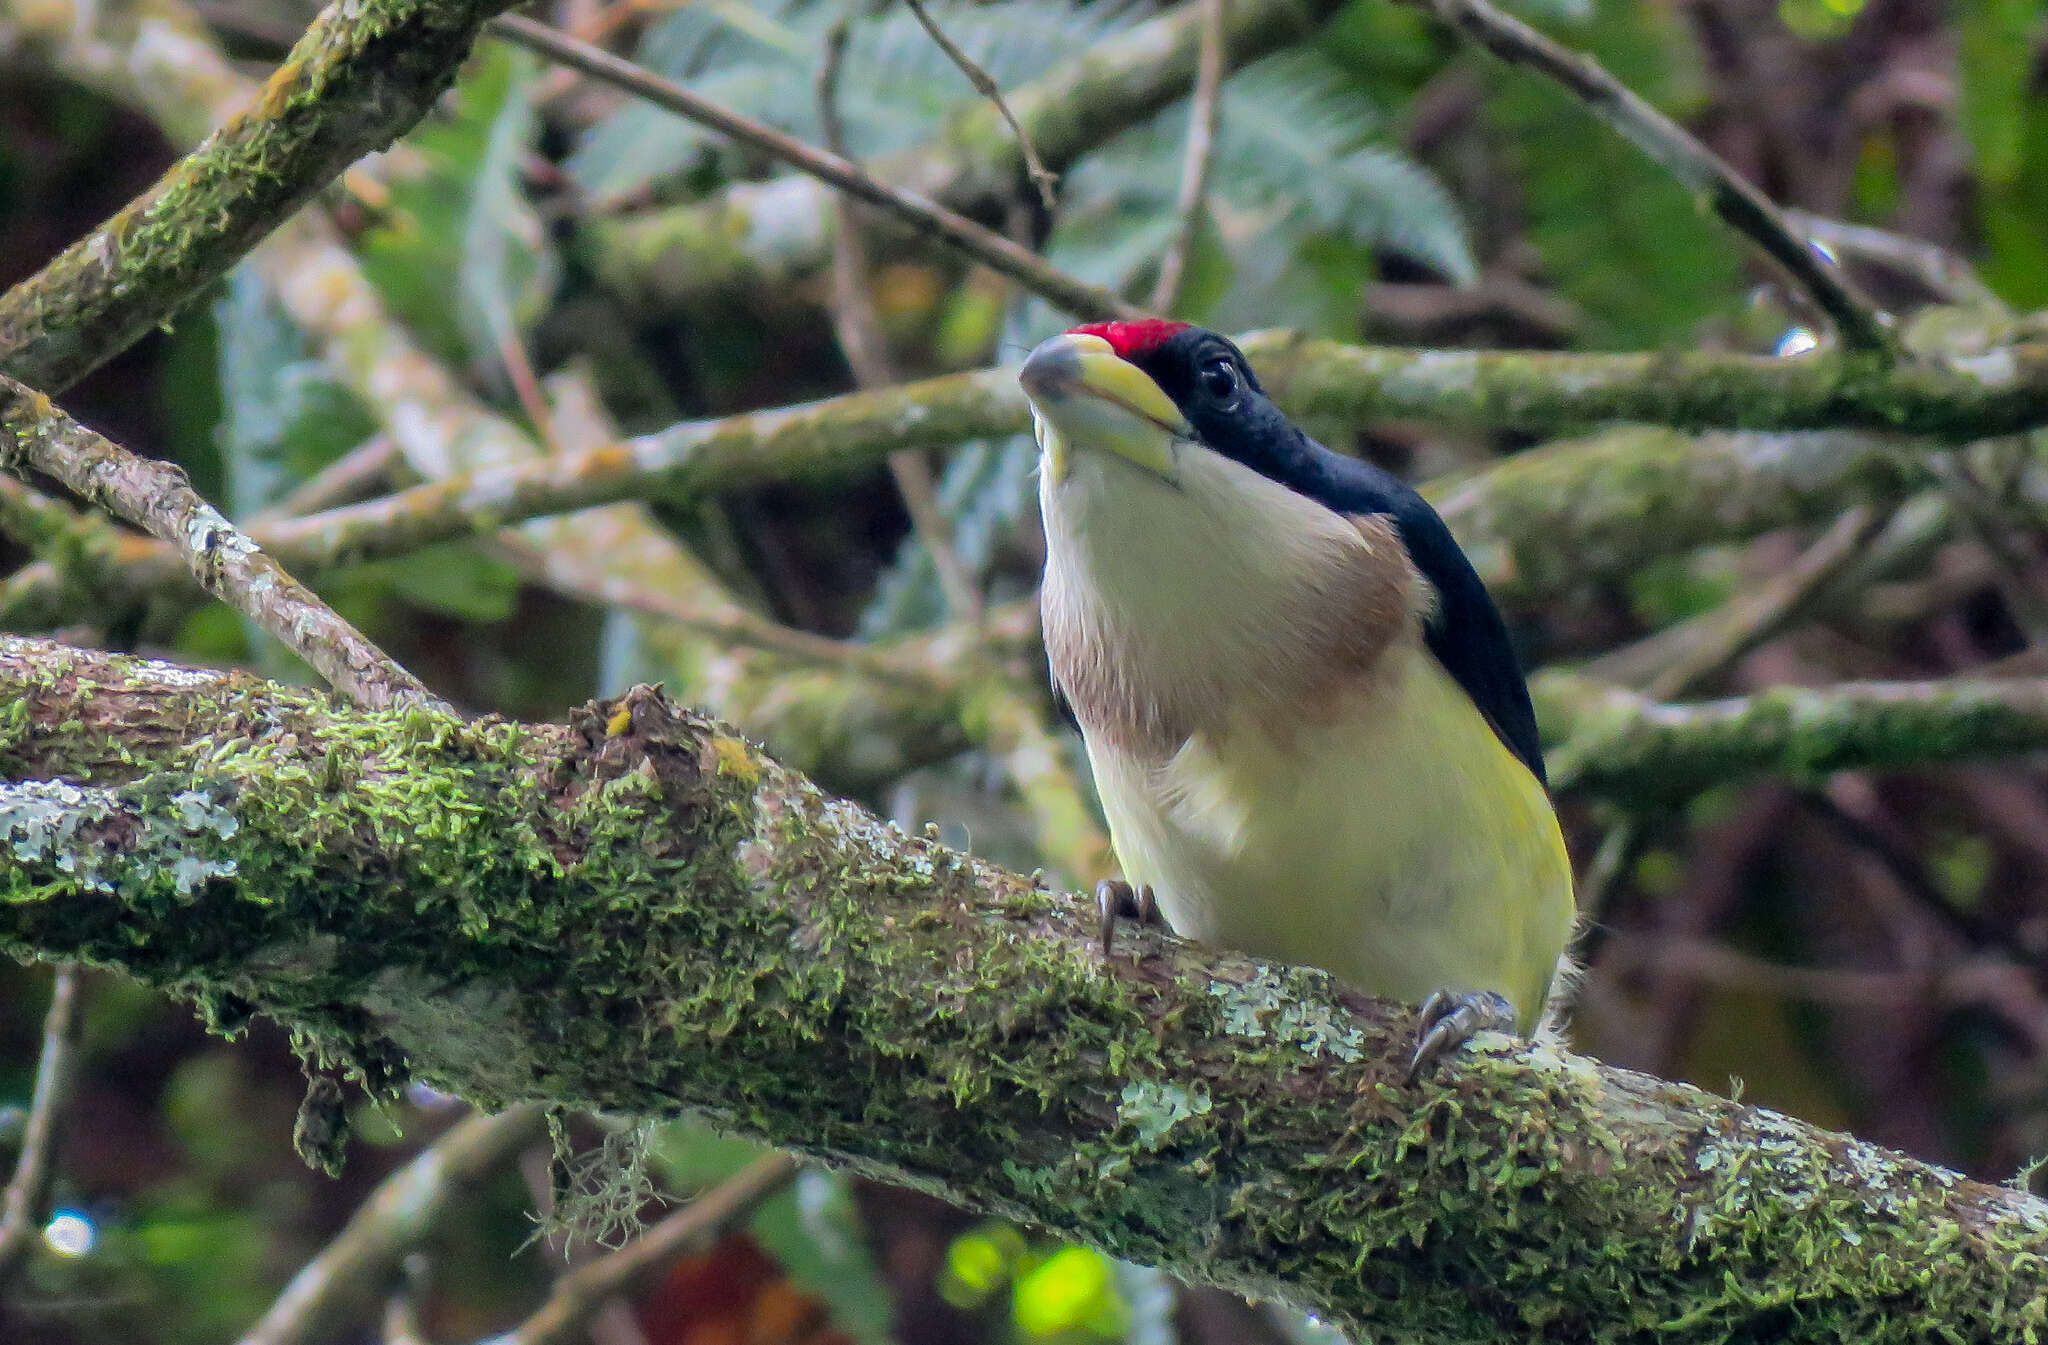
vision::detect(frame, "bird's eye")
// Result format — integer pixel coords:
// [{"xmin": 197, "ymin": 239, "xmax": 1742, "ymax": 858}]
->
[{"xmin": 1199, "ymin": 359, "xmax": 1238, "ymax": 401}]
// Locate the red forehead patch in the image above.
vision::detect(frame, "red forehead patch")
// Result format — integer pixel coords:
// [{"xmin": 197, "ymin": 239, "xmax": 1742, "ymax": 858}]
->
[{"xmin": 1067, "ymin": 319, "xmax": 1191, "ymax": 359}]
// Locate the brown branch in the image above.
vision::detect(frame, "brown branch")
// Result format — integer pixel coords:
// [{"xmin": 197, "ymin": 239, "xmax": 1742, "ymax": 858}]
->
[
  {"xmin": 259, "ymin": 436, "xmax": 403, "ymax": 523},
  {"xmin": 0, "ymin": 374, "xmax": 433, "ymax": 710},
  {"xmin": 0, "ymin": 967, "xmax": 84, "ymax": 1288},
  {"xmin": 487, "ymin": 14, "xmax": 1143, "ymax": 323},
  {"xmin": 1415, "ymin": 0, "xmax": 1895, "ymax": 357},
  {"xmin": 1149, "ymin": 0, "xmax": 1228, "ymax": 315},
  {"xmin": 489, "ymin": 1154, "xmax": 799, "ymax": 1345},
  {"xmin": 817, "ymin": 16, "xmax": 983, "ymax": 625},
  {"xmin": 237, "ymin": 1105, "xmax": 549, "ymax": 1345},
  {"xmin": 903, "ymin": 0, "xmax": 1059, "ymax": 211}
]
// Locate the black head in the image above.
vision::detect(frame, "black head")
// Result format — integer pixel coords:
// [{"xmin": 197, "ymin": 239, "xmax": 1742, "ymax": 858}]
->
[{"xmin": 1069, "ymin": 321, "xmax": 1330, "ymax": 492}]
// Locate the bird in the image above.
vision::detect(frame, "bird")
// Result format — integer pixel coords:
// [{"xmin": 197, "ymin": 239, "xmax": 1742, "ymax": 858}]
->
[{"xmin": 1017, "ymin": 319, "xmax": 1576, "ymax": 1076}]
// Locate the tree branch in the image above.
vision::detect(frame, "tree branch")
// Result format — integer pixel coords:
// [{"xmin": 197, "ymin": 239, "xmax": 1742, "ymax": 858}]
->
[
  {"xmin": 1537, "ymin": 670, "xmax": 2048, "ymax": 802},
  {"xmin": 1412, "ymin": 0, "xmax": 1894, "ymax": 357},
  {"xmin": 0, "ymin": 0, "xmax": 521, "ymax": 394},
  {"xmin": 0, "ymin": 376, "xmax": 433, "ymax": 709},
  {"xmin": 0, "ymin": 421, "xmax": 1941, "ymax": 662},
  {"xmin": 487, "ymin": 1154, "xmax": 798, "ymax": 1345},
  {"xmin": 902, "ymin": 0, "xmax": 1060, "ymax": 211},
  {"xmin": 0, "ymin": 966, "xmax": 83, "ymax": 1288},
  {"xmin": 1149, "ymin": 0, "xmax": 1227, "ymax": 315},
  {"xmin": 489, "ymin": 14, "xmax": 1140, "ymax": 323},
  {"xmin": 584, "ymin": 0, "xmax": 1342, "ymax": 311},
  {"xmin": 0, "ymin": 638, "xmax": 2043, "ymax": 1343},
  {"xmin": 237, "ymin": 1104, "xmax": 548, "ymax": 1345}
]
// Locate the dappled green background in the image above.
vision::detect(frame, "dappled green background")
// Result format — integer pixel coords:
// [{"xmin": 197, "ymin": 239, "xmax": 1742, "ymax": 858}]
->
[{"xmin": 5, "ymin": 0, "xmax": 2048, "ymax": 1341}]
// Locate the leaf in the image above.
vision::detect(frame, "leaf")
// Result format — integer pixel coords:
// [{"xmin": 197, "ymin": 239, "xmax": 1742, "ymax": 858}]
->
[
  {"xmin": 1483, "ymin": 0, "xmax": 1740, "ymax": 347},
  {"xmin": 1041, "ymin": 48, "xmax": 1477, "ymax": 322},
  {"xmin": 858, "ymin": 432, "xmax": 1038, "ymax": 639},
  {"xmin": 358, "ymin": 45, "xmax": 558, "ymax": 373},
  {"xmin": 568, "ymin": 0, "xmax": 1134, "ymax": 203},
  {"xmin": 213, "ymin": 266, "xmax": 377, "ymax": 519},
  {"xmin": 1960, "ymin": 0, "xmax": 2048, "ymax": 187}
]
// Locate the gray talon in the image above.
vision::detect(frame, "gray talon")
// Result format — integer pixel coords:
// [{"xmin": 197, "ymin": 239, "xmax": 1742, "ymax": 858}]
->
[{"xmin": 1406, "ymin": 989, "xmax": 1516, "ymax": 1082}]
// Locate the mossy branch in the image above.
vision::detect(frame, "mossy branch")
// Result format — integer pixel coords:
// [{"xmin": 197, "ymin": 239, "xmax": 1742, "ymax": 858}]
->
[
  {"xmin": 1537, "ymin": 670, "xmax": 2048, "ymax": 802},
  {"xmin": 1, "ymin": 638, "xmax": 2043, "ymax": 1344},
  {"xmin": 0, "ymin": 0, "xmax": 518, "ymax": 394}
]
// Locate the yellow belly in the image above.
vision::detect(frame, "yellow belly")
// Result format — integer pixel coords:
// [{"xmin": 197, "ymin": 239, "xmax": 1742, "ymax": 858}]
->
[{"xmin": 1085, "ymin": 644, "xmax": 1575, "ymax": 1033}]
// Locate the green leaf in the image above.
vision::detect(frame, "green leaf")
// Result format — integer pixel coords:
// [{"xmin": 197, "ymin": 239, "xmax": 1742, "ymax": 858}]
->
[
  {"xmin": 368, "ymin": 542, "xmax": 524, "ymax": 624},
  {"xmin": 1484, "ymin": 0, "xmax": 1741, "ymax": 347},
  {"xmin": 569, "ymin": 0, "xmax": 1132, "ymax": 203},
  {"xmin": 359, "ymin": 45, "xmax": 558, "ymax": 374},
  {"xmin": 1960, "ymin": 0, "xmax": 2048, "ymax": 187}
]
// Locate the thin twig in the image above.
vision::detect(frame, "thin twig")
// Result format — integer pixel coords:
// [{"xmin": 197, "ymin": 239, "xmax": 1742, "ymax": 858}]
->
[
  {"xmin": 1930, "ymin": 455, "xmax": 2048, "ymax": 645},
  {"xmin": 0, "ymin": 373, "xmax": 435, "ymax": 711},
  {"xmin": 1589, "ymin": 505, "xmax": 1891, "ymax": 700},
  {"xmin": 1150, "ymin": 0, "xmax": 1228, "ymax": 314},
  {"xmin": 818, "ymin": 16, "xmax": 983, "ymax": 624},
  {"xmin": 1784, "ymin": 210, "xmax": 2000, "ymax": 310},
  {"xmin": 259, "ymin": 436, "xmax": 404, "ymax": 523},
  {"xmin": 0, "ymin": 967, "xmax": 84, "ymax": 1289},
  {"xmin": 1415, "ymin": 0, "xmax": 1894, "ymax": 357},
  {"xmin": 903, "ymin": 0, "xmax": 1058, "ymax": 210},
  {"xmin": 487, "ymin": 14, "xmax": 1141, "ymax": 323},
  {"xmin": 486, "ymin": 1154, "xmax": 799, "ymax": 1345},
  {"xmin": 237, "ymin": 1104, "xmax": 549, "ymax": 1345}
]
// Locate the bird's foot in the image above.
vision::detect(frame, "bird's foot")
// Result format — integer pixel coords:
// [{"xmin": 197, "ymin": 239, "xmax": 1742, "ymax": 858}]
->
[
  {"xmin": 1095, "ymin": 878, "xmax": 1160, "ymax": 957},
  {"xmin": 1406, "ymin": 989, "xmax": 1516, "ymax": 1083}
]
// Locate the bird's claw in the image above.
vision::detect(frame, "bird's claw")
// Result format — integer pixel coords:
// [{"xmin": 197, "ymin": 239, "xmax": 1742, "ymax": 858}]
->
[
  {"xmin": 1095, "ymin": 878, "xmax": 1159, "ymax": 957},
  {"xmin": 1406, "ymin": 988, "xmax": 1516, "ymax": 1083}
]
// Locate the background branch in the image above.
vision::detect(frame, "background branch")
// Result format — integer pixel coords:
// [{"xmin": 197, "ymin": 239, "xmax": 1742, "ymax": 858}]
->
[
  {"xmin": 1415, "ymin": 0, "xmax": 1894, "ymax": 356},
  {"xmin": 0, "ymin": 374, "xmax": 432, "ymax": 708},
  {"xmin": 0, "ymin": 0, "xmax": 522, "ymax": 394},
  {"xmin": 489, "ymin": 15, "xmax": 1143, "ymax": 323},
  {"xmin": 0, "ymin": 967, "xmax": 83, "ymax": 1288}
]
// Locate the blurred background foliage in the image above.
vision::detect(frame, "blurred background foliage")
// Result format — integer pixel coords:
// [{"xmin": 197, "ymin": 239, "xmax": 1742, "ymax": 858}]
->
[{"xmin": 4, "ymin": 0, "xmax": 2048, "ymax": 1341}]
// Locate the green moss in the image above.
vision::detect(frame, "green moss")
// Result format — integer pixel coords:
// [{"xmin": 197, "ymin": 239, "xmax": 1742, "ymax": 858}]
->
[{"xmin": 2, "ymin": 653, "xmax": 2045, "ymax": 1341}]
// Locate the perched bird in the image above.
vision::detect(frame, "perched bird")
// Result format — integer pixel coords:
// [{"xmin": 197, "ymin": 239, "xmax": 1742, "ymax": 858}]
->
[{"xmin": 1018, "ymin": 320, "xmax": 1575, "ymax": 1074}]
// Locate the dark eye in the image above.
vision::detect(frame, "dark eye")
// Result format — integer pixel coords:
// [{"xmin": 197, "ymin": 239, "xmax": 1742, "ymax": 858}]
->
[{"xmin": 1199, "ymin": 359, "xmax": 1238, "ymax": 401}]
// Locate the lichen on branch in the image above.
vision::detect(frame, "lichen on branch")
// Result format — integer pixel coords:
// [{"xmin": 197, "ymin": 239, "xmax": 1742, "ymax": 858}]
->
[{"xmin": 0, "ymin": 637, "xmax": 2042, "ymax": 1343}]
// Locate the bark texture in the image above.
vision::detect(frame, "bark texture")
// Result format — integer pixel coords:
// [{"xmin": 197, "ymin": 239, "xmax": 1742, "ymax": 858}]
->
[{"xmin": 0, "ymin": 638, "xmax": 2043, "ymax": 1344}]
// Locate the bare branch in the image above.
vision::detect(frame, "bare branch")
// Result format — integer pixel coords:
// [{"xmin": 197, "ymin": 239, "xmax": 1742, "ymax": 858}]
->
[
  {"xmin": 903, "ymin": 0, "xmax": 1059, "ymax": 211},
  {"xmin": 0, "ymin": 374, "xmax": 433, "ymax": 710},
  {"xmin": 1585, "ymin": 505, "xmax": 1893, "ymax": 699},
  {"xmin": 817, "ymin": 17, "xmax": 983, "ymax": 624},
  {"xmin": 0, "ymin": 967, "xmax": 84, "ymax": 1288},
  {"xmin": 237, "ymin": 1105, "xmax": 549, "ymax": 1345},
  {"xmin": 260, "ymin": 437, "xmax": 403, "ymax": 523},
  {"xmin": 488, "ymin": 15, "xmax": 1143, "ymax": 323},
  {"xmin": 487, "ymin": 1155, "xmax": 798, "ymax": 1345},
  {"xmin": 1150, "ymin": 0, "xmax": 1228, "ymax": 315},
  {"xmin": 1785, "ymin": 210, "xmax": 2000, "ymax": 310},
  {"xmin": 1414, "ymin": 0, "xmax": 1895, "ymax": 357}
]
